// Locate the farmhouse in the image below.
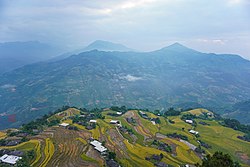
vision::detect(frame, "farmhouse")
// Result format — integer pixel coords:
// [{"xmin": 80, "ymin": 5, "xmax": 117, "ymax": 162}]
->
[
  {"xmin": 185, "ymin": 120, "xmax": 193, "ymax": 124},
  {"xmin": 79, "ymin": 115, "xmax": 86, "ymax": 118},
  {"xmin": 0, "ymin": 154, "xmax": 22, "ymax": 165},
  {"xmin": 139, "ymin": 111, "xmax": 149, "ymax": 119},
  {"xmin": 116, "ymin": 112, "xmax": 122, "ymax": 115},
  {"xmin": 139, "ymin": 111, "xmax": 145, "ymax": 115},
  {"xmin": 189, "ymin": 130, "xmax": 199, "ymax": 135},
  {"xmin": 59, "ymin": 123, "xmax": 69, "ymax": 128},
  {"xmin": 110, "ymin": 120, "xmax": 120, "ymax": 124},
  {"xmin": 89, "ymin": 120, "xmax": 97, "ymax": 123},
  {"xmin": 90, "ymin": 140, "xmax": 107, "ymax": 154}
]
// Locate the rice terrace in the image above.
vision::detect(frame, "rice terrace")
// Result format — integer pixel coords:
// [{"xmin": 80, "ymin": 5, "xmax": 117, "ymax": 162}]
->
[{"xmin": 0, "ymin": 107, "xmax": 249, "ymax": 166}]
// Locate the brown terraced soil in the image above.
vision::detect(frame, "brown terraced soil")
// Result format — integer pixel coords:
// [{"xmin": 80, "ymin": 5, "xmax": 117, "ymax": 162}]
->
[{"xmin": 33, "ymin": 127, "xmax": 100, "ymax": 167}]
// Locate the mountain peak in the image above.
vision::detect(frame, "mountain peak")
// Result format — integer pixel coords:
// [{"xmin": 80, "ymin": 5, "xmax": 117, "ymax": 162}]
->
[
  {"xmin": 168, "ymin": 42, "xmax": 186, "ymax": 48},
  {"xmin": 89, "ymin": 40, "xmax": 113, "ymax": 45},
  {"xmin": 158, "ymin": 42, "xmax": 198, "ymax": 53},
  {"xmin": 84, "ymin": 40, "xmax": 134, "ymax": 52}
]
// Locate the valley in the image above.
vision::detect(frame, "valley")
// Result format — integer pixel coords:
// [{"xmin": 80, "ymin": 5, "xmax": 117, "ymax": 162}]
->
[{"xmin": 1, "ymin": 43, "xmax": 250, "ymax": 129}]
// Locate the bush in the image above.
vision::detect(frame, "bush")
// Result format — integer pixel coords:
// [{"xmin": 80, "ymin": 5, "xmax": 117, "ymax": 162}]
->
[{"xmin": 196, "ymin": 151, "xmax": 241, "ymax": 167}]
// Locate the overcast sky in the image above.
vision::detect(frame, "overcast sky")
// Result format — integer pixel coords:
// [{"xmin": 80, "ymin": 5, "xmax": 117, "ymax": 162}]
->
[{"xmin": 0, "ymin": 0, "xmax": 250, "ymax": 59}]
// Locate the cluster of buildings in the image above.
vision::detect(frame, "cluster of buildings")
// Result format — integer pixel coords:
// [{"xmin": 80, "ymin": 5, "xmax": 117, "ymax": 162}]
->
[{"xmin": 185, "ymin": 119, "xmax": 199, "ymax": 135}]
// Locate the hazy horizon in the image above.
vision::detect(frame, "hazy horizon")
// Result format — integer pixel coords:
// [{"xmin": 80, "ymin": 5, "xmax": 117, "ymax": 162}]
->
[{"xmin": 0, "ymin": 0, "xmax": 250, "ymax": 59}]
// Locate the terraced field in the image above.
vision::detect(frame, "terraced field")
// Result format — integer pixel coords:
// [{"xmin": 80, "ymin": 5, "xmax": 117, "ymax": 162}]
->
[
  {"xmin": 2, "ymin": 108, "xmax": 250, "ymax": 167},
  {"xmin": 0, "ymin": 131, "xmax": 6, "ymax": 139},
  {"xmin": 40, "ymin": 138, "xmax": 54, "ymax": 167},
  {"xmin": 32, "ymin": 127, "xmax": 101, "ymax": 167}
]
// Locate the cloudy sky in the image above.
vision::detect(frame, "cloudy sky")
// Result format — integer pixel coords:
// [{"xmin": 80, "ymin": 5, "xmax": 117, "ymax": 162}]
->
[{"xmin": 0, "ymin": 0, "xmax": 250, "ymax": 59}]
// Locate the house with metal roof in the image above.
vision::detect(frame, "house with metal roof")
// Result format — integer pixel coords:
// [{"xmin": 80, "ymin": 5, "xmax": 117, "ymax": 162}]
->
[{"xmin": 0, "ymin": 154, "xmax": 22, "ymax": 165}]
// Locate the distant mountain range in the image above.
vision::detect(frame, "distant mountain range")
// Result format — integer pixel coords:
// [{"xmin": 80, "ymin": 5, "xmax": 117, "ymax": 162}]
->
[
  {"xmin": 0, "ymin": 41, "xmax": 250, "ymax": 129},
  {"xmin": 50, "ymin": 40, "xmax": 135, "ymax": 61},
  {"xmin": 0, "ymin": 41, "xmax": 63, "ymax": 74},
  {"xmin": 84, "ymin": 40, "xmax": 134, "ymax": 52}
]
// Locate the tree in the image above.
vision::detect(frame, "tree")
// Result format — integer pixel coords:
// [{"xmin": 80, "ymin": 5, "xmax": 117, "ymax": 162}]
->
[
  {"xmin": 196, "ymin": 151, "xmax": 241, "ymax": 167},
  {"xmin": 108, "ymin": 151, "xmax": 116, "ymax": 160}
]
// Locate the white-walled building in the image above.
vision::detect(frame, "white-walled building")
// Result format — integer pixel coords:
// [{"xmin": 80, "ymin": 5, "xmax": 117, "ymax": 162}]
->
[
  {"xmin": 0, "ymin": 154, "xmax": 22, "ymax": 165},
  {"xmin": 90, "ymin": 140, "xmax": 107, "ymax": 153},
  {"xmin": 110, "ymin": 120, "xmax": 120, "ymax": 124},
  {"xmin": 89, "ymin": 120, "xmax": 97, "ymax": 123},
  {"xmin": 116, "ymin": 112, "xmax": 122, "ymax": 115},
  {"xmin": 189, "ymin": 130, "xmax": 199, "ymax": 135},
  {"xmin": 59, "ymin": 123, "xmax": 69, "ymax": 127},
  {"xmin": 185, "ymin": 120, "xmax": 193, "ymax": 124}
]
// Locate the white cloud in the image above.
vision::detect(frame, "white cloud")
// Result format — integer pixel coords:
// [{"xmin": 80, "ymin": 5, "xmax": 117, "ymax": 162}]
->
[
  {"xmin": 197, "ymin": 39, "xmax": 228, "ymax": 45},
  {"xmin": 228, "ymin": 0, "xmax": 243, "ymax": 5},
  {"xmin": 0, "ymin": 0, "xmax": 249, "ymax": 58},
  {"xmin": 120, "ymin": 75, "xmax": 143, "ymax": 82}
]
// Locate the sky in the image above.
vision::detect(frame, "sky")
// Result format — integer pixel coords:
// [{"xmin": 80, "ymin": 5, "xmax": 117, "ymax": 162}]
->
[{"xmin": 0, "ymin": 0, "xmax": 250, "ymax": 59}]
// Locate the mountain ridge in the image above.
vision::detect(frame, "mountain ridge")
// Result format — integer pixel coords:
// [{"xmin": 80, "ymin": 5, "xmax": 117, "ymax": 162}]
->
[
  {"xmin": 84, "ymin": 40, "xmax": 134, "ymax": 52},
  {"xmin": 0, "ymin": 42, "xmax": 250, "ymax": 128},
  {"xmin": 0, "ymin": 41, "xmax": 64, "ymax": 74}
]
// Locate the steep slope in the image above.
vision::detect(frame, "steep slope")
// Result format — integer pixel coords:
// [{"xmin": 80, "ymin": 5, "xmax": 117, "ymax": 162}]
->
[
  {"xmin": 0, "ymin": 41, "xmax": 63, "ymax": 74},
  {"xmin": 224, "ymin": 100, "xmax": 250, "ymax": 125},
  {"xmin": 1, "ymin": 44, "xmax": 250, "ymax": 128},
  {"xmin": 0, "ymin": 108, "xmax": 249, "ymax": 166}
]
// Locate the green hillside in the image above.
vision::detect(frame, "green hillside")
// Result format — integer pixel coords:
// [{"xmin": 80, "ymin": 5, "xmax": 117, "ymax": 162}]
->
[
  {"xmin": 0, "ymin": 107, "xmax": 249, "ymax": 166},
  {"xmin": 1, "ymin": 44, "xmax": 250, "ymax": 129}
]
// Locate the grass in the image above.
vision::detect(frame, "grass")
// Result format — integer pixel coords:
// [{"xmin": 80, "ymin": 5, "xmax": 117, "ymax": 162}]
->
[
  {"xmin": 73, "ymin": 123, "xmax": 86, "ymax": 130},
  {"xmin": 0, "ymin": 139, "xmax": 39, "ymax": 151},
  {"xmin": 101, "ymin": 109, "xmax": 250, "ymax": 166},
  {"xmin": 119, "ymin": 159, "xmax": 134, "ymax": 167},
  {"xmin": 195, "ymin": 119, "xmax": 250, "ymax": 163},
  {"xmin": 62, "ymin": 119, "xmax": 73, "ymax": 124},
  {"xmin": 163, "ymin": 138, "xmax": 201, "ymax": 165},
  {"xmin": 80, "ymin": 153, "xmax": 97, "ymax": 162},
  {"xmin": 90, "ymin": 126, "xmax": 100, "ymax": 139},
  {"xmin": 135, "ymin": 111, "xmax": 158, "ymax": 136},
  {"xmin": 182, "ymin": 108, "xmax": 214, "ymax": 119},
  {"xmin": 31, "ymin": 141, "xmax": 42, "ymax": 166},
  {"xmin": 39, "ymin": 138, "xmax": 54, "ymax": 167},
  {"xmin": 0, "ymin": 132, "xmax": 6, "ymax": 139},
  {"xmin": 76, "ymin": 137, "xmax": 87, "ymax": 145},
  {"xmin": 11, "ymin": 108, "xmax": 248, "ymax": 167},
  {"xmin": 124, "ymin": 140, "xmax": 155, "ymax": 167},
  {"xmin": 103, "ymin": 111, "xmax": 145, "ymax": 144},
  {"xmin": 97, "ymin": 119, "xmax": 111, "ymax": 134},
  {"xmin": 158, "ymin": 116, "xmax": 198, "ymax": 145},
  {"xmin": 0, "ymin": 139, "xmax": 41, "ymax": 166},
  {"xmin": 64, "ymin": 108, "xmax": 81, "ymax": 117},
  {"xmin": 123, "ymin": 139, "xmax": 185, "ymax": 167},
  {"xmin": 183, "ymin": 108, "xmax": 210, "ymax": 115}
]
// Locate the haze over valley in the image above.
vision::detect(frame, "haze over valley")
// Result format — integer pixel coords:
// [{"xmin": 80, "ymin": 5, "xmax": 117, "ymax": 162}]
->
[{"xmin": 0, "ymin": 1, "xmax": 250, "ymax": 167}]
